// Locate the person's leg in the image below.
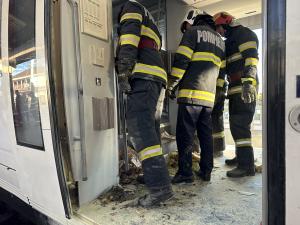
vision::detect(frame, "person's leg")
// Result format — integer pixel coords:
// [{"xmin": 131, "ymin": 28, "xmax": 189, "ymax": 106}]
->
[
  {"xmin": 175, "ymin": 104, "xmax": 198, "ymax": 177},
  {"xmin": 227, "ymin": 94, "xmax": 256, "ymax": 177},
  {"xmin": 212, "ymin": 97, "xmax": 226, "ymax": 157},
  {"xmin": 127, "ymin": 79, "xmax": 172, "ymax": 205},
  {"xmin": 197, "ymin": 106, "xmax": 213, "ymax": 180}
]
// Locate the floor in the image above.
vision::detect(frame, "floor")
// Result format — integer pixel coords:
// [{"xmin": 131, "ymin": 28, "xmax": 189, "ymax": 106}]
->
[{"xmin": 77, "ymin": 146, "xmax": 262, "ymax": 225}]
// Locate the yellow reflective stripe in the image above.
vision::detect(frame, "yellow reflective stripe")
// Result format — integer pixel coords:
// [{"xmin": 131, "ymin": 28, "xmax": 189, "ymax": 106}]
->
[
  {"xmin": 178, "ymin": 89, "xmax": 215, "ymax": 103},
  {"xmin": 191, "ymin": 52, "xmax": 222, "ymax": 67},
  {"xmin": 228, "ymin": 86, "xmax": 242, "ymax": 95},
  {"xmin": 171, "ymin": 67, "xmax": 185, "ymax": 79},
  {"xmin": 176, "ymin": 45, "xmax": 194, "ymax": 59},
  {"xmin": 213, "ymin": 131, "xmax": 225, "ymax": 139},
  {"xmin": 133, "ymin": 63, "xmax": 167, "ymax": 81},
  {"xmin": 217, "ymin": 78, "xmax": 225, "ymax": 87},
  {"xmin": 245, "ymin": 57, "xmax": 258, "ymax": 66},
  {"xmin": 227, "ymin": 52, "xmax": 243, "ymax": 63},
  {"xmin": 120, "ymin": 13, "xmax": 143, "ymax": 23},
  {"xmin": 241, "ymin": 77, "xmax": 257, "ymax": 86},
  {"xmin": 220, "ymin": 60, "xmax": 226, "ymax": 69},
  {"xmin": 235, "ymin": 138, "xmax": 252, "ymax": 147},
  {"xmin": 238, "ymin": 41, "xmax": 257, "ymax": 52},
  {"xmin": 141, "ymin": 25, "xmax": 161, "ymax": 48},
  {"xmin": 119, "ymin": 34, "xmax": 140, "ymax": 47},
  {"xmin": 139, "ymin": 145, "xmax": 162, "ymax": 161}
]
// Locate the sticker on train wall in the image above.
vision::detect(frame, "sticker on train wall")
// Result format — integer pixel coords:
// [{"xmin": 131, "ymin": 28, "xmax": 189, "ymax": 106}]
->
[{"xmin": 81, "ymin": 0, "xmax": 108, "ymax": 40}]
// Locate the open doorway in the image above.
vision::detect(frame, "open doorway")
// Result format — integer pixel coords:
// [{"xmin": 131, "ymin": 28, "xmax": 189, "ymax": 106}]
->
[{"xmin": 77, "ymin": 0, "xmax": 265, "ymax": 224}]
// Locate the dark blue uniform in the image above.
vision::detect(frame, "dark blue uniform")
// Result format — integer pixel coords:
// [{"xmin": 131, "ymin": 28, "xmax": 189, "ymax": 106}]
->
[
  {"xmin": 169, "ymin": 25, "xmax": 225, "ymax": 176},
  {"xmin": 116, "ymin": 0, "xmax": 171, "ymax": 191}
]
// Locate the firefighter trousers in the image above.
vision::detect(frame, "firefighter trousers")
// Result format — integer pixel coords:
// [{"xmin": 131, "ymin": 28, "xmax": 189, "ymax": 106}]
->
[
  {"xmin": 212, "ymin": 96, "xmax": 226, "ymax": 153},
  {"xmin": 176, "ymin": 104, "xmax": 213, "ymax": 176},
  {"xmin": 229, "ymin": 94, "xmax": 256, "ymax": 169},
  {"xmin": 127, "ymin": 79, "xmax": 171, "ymax": 190}
]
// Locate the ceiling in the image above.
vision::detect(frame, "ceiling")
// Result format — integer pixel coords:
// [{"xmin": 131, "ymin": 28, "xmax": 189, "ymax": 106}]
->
[{"xmin": 180, "ymin": 0, "xmax": 262, "ymax": 19}]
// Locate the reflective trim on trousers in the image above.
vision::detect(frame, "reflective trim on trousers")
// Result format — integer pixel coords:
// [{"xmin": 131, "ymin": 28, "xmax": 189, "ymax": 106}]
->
[
  {"xmin": 235, "ymin": 138, "xmax": 252, "ymax": 147},
  {"xmin": 213, "ymin": 131, "xmax": 225, "ymax": 139},
  {"xmin": 139, "ymin": 145, "xmax": 163, "ymax": 161}
]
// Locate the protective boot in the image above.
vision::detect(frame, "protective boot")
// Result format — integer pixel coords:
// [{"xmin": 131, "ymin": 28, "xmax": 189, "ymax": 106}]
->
[
  {"xmin": 132, "ymin": 186, "xmax": 174, "ymax": 208},
  {"xmin": 226, "ymin": 167, "xmax": 255, "ymax": 178},
  {"xmin": 195, "ymin": 170, "xmax": 211, "ymax": 181},
  {"xmin": 225, "ymin": 157, "xmax": 238, "ymax": 166},
  {"xmin": 171, "ymin": 173, "xmax": 194, "ymax": 184}
]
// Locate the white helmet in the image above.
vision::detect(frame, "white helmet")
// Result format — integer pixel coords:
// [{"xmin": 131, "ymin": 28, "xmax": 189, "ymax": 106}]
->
[{"xmin": 180, "ymin": 9, "xmax": 204, "ymax": 33}]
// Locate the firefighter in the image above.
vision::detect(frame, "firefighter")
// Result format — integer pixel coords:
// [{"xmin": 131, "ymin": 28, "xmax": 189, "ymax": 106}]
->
[
  {"xmin": 115, "ymin": 0, "xmax": 173, "ymax": 207},
  {"xmin": 167, "ymin": 13, "xmax": 226, "ymax": 183},
  {"xmin": 213, "ymin": 12, "xmax": 258, "ymax": 177}
]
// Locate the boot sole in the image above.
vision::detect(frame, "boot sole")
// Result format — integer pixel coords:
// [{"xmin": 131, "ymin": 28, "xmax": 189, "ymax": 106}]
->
[
  {"xmin": 226, "ymin": 172, "xmax": 255, "ymax": 178},
  {"xmin": 171, "ymin": 179, "xmax": 194, "ymax": 184},
  {"xmin": 142, "ymin": 193, "xmax": 175, "ymax": 208}
]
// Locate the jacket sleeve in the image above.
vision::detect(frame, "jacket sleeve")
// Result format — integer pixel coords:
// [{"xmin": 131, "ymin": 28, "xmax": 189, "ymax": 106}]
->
[
  {"xmin": 216, "ymin": 48, "xmax": 227, "ymax": 89},
  {"xmin": 168, "ymin": 29, "xmax": 197, "ymax": 89},
  {"xmin": 116, "ymin": 2, "xmax": 143, "ymax": 62},
  {"xmin": 238, "ymin": 29, "xmax": 259, "ymax": 85}
]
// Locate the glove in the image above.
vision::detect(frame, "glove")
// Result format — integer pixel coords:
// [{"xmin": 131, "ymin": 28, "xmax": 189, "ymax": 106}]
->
[
  {"xmin": 166, "ymin": 88, "xmax": 176, "ymax": 100},
  {"xmin": 118, "ymin": 73, "xmax": 131, "ymax": 94},
  {"xmin": 115, "ymin": 58, "xmax": 135, "ymax": 75},
  {"xmin": 241, "ymin": 83, "xmax": 257, "ymax": 103},
  {"xmin": 116, "ymin": 58, "xmax": 135, "ymax": 93},
  {"xmin": 166, "ymin": 79, "xmax": 178, "ymax": 100},
  {"xmin": 215, "ymin": 87, "xmax": 226, "ymax": 103}
]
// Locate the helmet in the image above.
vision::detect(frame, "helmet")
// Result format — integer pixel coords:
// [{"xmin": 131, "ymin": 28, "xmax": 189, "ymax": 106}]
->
[
  {"xmin": 193, "ymin": 13, "xmax": 215, "ymax": 29},
  {"xmin": 180, "ymin": 9, "xmax": 203, "ymax": 33},
  {"xmin": 213, "ymin": 12, "xmax": 235, "ymax": 26}
]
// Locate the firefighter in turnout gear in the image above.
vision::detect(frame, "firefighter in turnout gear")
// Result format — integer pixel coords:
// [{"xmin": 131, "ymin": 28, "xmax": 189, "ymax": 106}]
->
[
  {"xmin": 167, "ymin": 13, "xmax": 226, "ymax": 183},
  {"xmin": 116, "ymin": 0, "xmax": 173, "ymax": 207},
  {"xmin": 213, "ymin": 12, "xmax": 259, "ymax": 177}
]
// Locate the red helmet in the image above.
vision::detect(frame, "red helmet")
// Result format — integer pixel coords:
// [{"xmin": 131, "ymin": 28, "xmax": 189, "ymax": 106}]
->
[{"xmin": 213, "ymin": 12, "xmax": 234, "ymax": 26}]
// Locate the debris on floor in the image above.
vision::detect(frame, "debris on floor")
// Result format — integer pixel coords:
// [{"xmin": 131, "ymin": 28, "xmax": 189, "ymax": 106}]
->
[
  {"xmin": 78, "ymin": 147, "xmax": 263, "ymax": 225},
  {"xmin": 98, "ymin": 185, "xmax": 137, "ymax": 206},
  {"xmin": 255, "ymin": 165, "xmax": 262, "ymax": 173},
  {"xmin": 119, "ymin": 147, "xmax": 142, "ymax": 185}
]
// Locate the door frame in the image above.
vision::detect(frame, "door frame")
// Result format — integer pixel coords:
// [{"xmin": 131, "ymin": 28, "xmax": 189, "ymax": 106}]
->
[
  {"xmin": 44, "ymin": 0, "xmax": 72, "ymax": 218},
  {"xmin": 264, "ymin": 0, "xmax": 286, "ymax": 224}
]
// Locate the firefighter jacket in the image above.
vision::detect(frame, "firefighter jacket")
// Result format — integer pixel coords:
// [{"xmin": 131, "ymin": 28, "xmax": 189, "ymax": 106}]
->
[
  {"xmin": 169, "ymin": 25, "xmax": 226, "ymax": 108},
  {"xmin": 225, "ymin": 25, "xmax": 259, "ymax": 96},
  {"xmin": 116, "ymin": 0, "xmax": 167, "ymax": 85}
]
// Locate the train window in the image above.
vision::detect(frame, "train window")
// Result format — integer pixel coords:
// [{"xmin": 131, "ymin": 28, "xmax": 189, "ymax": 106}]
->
[{"xmin": 8, "ymin": 0, "xmax": 44, "ymax": 150}]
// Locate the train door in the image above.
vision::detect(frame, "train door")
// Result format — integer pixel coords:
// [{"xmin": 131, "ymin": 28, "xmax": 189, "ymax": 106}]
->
[
  {"xmin": 0, "ymin": 0, "xmax": 71, "ymax": 222},
  {"xmin": 265, "ymin": 0, "xmax": 300, "ymax": 224},
  {"xmin": 284, "ymin": 0, "xmax": 300, "ymax": 223},
  {"xmin": 57, "ymin": 0, "xmax": 119, "ymax": 206}
]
